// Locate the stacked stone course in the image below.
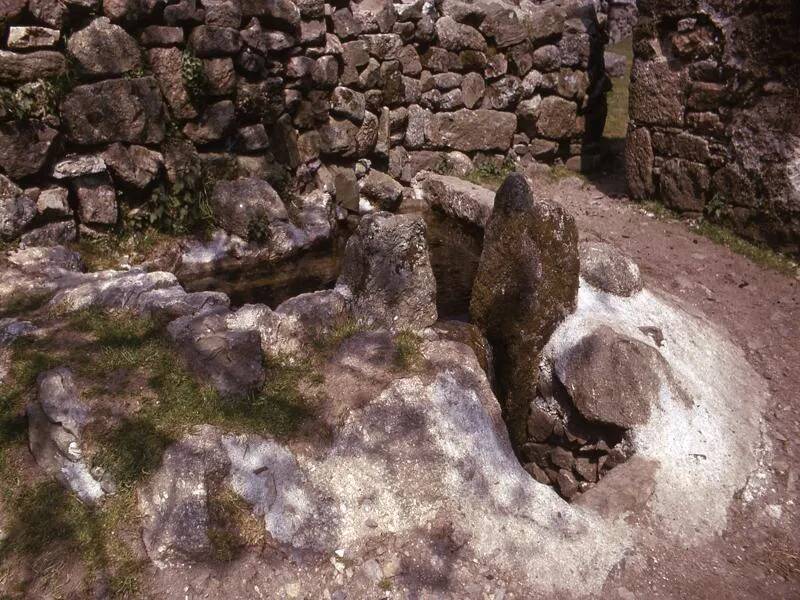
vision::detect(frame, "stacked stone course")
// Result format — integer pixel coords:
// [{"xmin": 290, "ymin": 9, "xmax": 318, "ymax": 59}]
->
[
  {"xmin": 626, "ymin": 0, "xmax": 800, "ymax": 255},
  {"xmin": 0, "ymin": 0, "xmax": 608, "ymax": 243}
]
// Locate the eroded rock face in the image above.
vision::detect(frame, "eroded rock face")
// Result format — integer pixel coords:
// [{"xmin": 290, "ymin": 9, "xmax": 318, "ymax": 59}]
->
[
  {"xmin": 61, "ymin": 78, "xmax": 167, "ymax": 145},
  {"xmin": 102, "ymin": 143, "xmax": 163, "ymax": 190},
  {"xmin": 48, "ymin": 270, "xmax": 179, "ymax": 313},
  {"xmin": 425, "ymin": 109, "xmax": 517, "ymax": 152},
  {"xmin": 627, "ymin": 1, "xmax": 800, "ymax": 254},
  {"xmin": 0, "ymin": 121, "xmax": 59, "ymax": 179},
  {"xmin": 470, "ymin": 173, "xmax": 579, "ymax": 446},
  {"xmin": 579, "ymin": 241, "xmax": 643, "ymax": 297},
  {"xmin": 67, "ymin": 17, "xmax": 142, "ymax": 76},
  {"xmin": 226, "ymin": 289, "xmax": 350, "ymax": 360},
  {"xmin": 0, "ymin": 49, "xmax": 66, "ymax": 82},
  {"xmin": 138, "ymin": 426, "xmax": 231, "ymax": 567},
  {"xmin": 336, "ymin": 212, "xmax": 437, "ymax": 331},
  {"xmin": 27, "ymin": 368, "xmax": 107, "ymax": 504},
  {"xmin": 0, "ymin": 174, "xmax": 35, "ymax": 240}
]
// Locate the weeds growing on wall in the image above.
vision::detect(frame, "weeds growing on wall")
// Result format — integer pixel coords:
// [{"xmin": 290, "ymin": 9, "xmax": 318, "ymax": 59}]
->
[
  {"xmin": 181, "ymin": 49, "xmax": 209, "ymax": 107},
  {"xmin": 129, "ymin": 179, "xmax": 216, "ymax": 236}
]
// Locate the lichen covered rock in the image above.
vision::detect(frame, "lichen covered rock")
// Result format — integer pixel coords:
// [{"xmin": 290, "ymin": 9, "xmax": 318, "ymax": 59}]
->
[
  {"xmin": 337, "ymin": 212, "xmax": 437, "ymax": 331},
  {"xmin": 470, "ymin": 173, "xmax": 579, "ymax": 446}
]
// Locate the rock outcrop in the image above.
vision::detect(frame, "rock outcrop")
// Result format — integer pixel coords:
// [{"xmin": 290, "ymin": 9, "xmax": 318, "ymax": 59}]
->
[
  {"xmin": 27, "ymin": 368, "xmax": 109, "ymax": 504},
  {"xmin": 412, "ymin": 170, "xmax": 495, "ymax": 228},
  {"xmin": 579, "ymin": 240, "xmax": 643, "ymax": 296}
]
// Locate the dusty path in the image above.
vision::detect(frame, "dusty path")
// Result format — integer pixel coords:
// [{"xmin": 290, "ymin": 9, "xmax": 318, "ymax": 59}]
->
[{"xmin": 540, "ymin": 173, "xmax": 799, "ymax": 599}]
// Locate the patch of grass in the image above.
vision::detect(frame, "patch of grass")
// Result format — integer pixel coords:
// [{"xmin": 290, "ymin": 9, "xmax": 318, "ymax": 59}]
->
[
  {"xmin": 181, "ymin": 49, "xmax": 209, "ymax": 107},
  {"xmin": 0, "ymin": 480, "xmax": 144, "ymax": 598},
  {"xmin": 690, "ymin": 219, "xmax": 799, "ymax": 277},
  {"xmin": 91, "ymin": 418, "xmax": 173, "ymax": 489},
  {"xmin": 314, "ymin": 317, "xmax": 364, "ymax": 351},
  {"xmin": 69, "ymin": 229, "xmax": 169, "ymax": 272},
  {"xmin": 0, "ymin": 308, "xmax": 322, "ymax": 595},
  {"xmin": 208, "ymin": 486, "xmax": 265, "ymax": 562},
  {"xmin": 378, "ymin": 578, "xmax": 393, "ymax": 591},
  {"xmin": 2, "ymin": 309, "xmax": 320, "ymax": 450},
  {"xmin": 464, "ymin": 159, "xmax": 516, "ymax": 189},
  {"xmin": 548, "ymin": 165, "xmax": 587, "ymax": 183},
  {"xmin": 393, "ymin": 331, "xmax": 423, "ymax": 371},
  {"xmin": 0, "ymin": 290, "xmax": 54, "ymax": 318},
  {"xmin": 638, "ymin": 200, "xmax": 681, "ymax": 220}
]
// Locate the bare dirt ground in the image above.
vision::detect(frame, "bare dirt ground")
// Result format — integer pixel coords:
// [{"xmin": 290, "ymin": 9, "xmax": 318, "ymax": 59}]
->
[{"xmin": 539, "ymin": 170, "xmax": 800, "ymax": 600}]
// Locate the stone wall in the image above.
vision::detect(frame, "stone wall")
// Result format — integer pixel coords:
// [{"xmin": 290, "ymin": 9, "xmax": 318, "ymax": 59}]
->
[
  {"xmin": 605, "ymin": 0, "xmax": 636, "ymax": 43},
  {"xmin": 0, "ymin": 0, "xmax": 608, "ymax": 244},
  {"xmin": 626, "ymin": 0, "xmax": 800, "ymax": 255}
]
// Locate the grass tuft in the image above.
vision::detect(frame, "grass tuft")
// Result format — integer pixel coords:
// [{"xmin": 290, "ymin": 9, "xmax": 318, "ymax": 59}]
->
[
  {"xmin": 636, "ymin": 201, "xmax": 798, "ymax": 277},
  {"xmin": 208, "ymin": 486, "xmax": 265, "ymax": 562},
  {"xmin": 603, "ymin": 37, "xmax": 633, "ymax": 140},
  {"xmin": 690, "ymin": 219, "xmax": 799, "ymax": 277},
  {"xmin": 314, "ymin": 317, "xmax": 364, "ymax": 351},
  {"xmin": 464, "ymin": 159, "xmax": 516, "ymax": 190},
  {"xmin": 0, "ymin": 290, "xmax": 54, "ymax": 319},
  {"xmin": 548, "ymin": 165, "xmax": 587, "ymax": 183},
  {"xmin": 393, "ymin": 331, "xmax": 424, "ymax": 371}
]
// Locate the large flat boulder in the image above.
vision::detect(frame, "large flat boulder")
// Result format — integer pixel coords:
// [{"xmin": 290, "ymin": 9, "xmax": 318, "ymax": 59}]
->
[
  {"xmin": 423, "ymin": 108, "xmax": 516, "ymax": 152},
  {"xmin": 412, "ymin": 171, "xmax": 494, "ymax": 228},
  {"xmin": 138, "ymin": 426, "xmax": 231, "ymax": 567},
  {"xmin": 168, "ymin": 311, "xmax": 265, "ymax": 397},
  {"xmin": 555, "ymin": 325, "xmax": 667, "ymax": 429}
]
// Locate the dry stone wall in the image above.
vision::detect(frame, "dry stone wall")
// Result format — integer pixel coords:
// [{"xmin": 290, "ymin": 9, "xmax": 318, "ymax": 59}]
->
[
  {"xmin": 626, "ymin": 0, "xmax": 800, "ymax": 255},
  {"xmin": 0, "ymin": 0, "xmax": 608, "ymax": 243}
]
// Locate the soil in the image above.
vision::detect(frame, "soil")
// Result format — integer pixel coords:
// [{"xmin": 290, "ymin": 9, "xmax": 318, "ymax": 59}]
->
[{"xmin": 537, "ymin": 168, "xmax": 800, "ymax": 599}]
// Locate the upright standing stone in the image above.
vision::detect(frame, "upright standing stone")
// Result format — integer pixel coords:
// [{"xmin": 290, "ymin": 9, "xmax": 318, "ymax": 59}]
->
[
  {"xmin": 470, "ymin": 174, "xmax": 579, "ymax": 447},
  {"xmin": 336, "ymin": 212, "xmax": 437, "ymax": 331}
]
